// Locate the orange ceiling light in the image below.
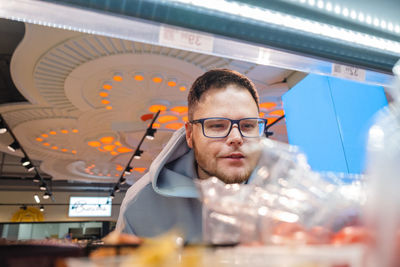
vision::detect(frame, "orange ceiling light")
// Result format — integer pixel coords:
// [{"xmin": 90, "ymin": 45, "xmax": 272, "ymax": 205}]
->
[
  {"xmin": 133, "ymin": 73, "xmax": 144, "ymax": 81},
  {"xmin": 49, "ymin": 131, "xmax": 57, "ymax": 135},
  {"xmin": 61, "ymin": 148, "xmax": 68, "ymax": 152},
  {"xmin": 88, "ymin": 141, "xmax": 101, "ymax": 147},
  {"xmin": 269, "ymin": 109, "xmax": 285, "ymax": 116},
  {"xmin": 134, "ymin": 167, "xmax": 147, "ymax": 173},
  {"xmin": 260, "ymin": 102, "xmax": 277, "ymax": 110},
  {"xmin": 51, "ymin": 146, "xmax": 58, "ymax": 150},
  {"xmin": 179, "ymin": 85, "xmax": 187, "ymax": 91},
  {"xmin": 141, "ymin": 113, "xmax": 154, "ymax": 121},
  {"xmin": 99, "ymin": 91, "xmax": 109, "ymax": 97},
  {"xmin": 61, "ymin": 129, "xmax": 68, "ymax": 134},
  {"xmin": 182, "ymin": 116, "xmax": 188, "ymax": 122},
  {"xmin": 103, "ymin": 83, "xmax": 112, "ymax": 90},
  {"xmin": 117, "ymin": 147, "xmax": 133, "ymax": 153},
  {"xmin": 167, "ymin": 79, "xmax": 177, "ymax": 87},
  {"xmin": 267, "ymin": 117, "xmax": 278, "ymax": 124},
  {"xmin": 100, "ymin": 136, "xmax": 114, "ymax": 144},
  {"xmin": 43, "ymin": 142, "xmax": 50, "ymax": 146},
  {"xmin": 149, "ymin": 104, "xmax": 167, "ymax": 113},
  {"xmin": 106, "ymin": 106, "xmax": 113, "ymax": 110},
  {"xmin": 259, "ymin": 112, "xmax": 265, "ymax": 118},
  {"xmin": 170, "ymin": 106, "xmax": 188, "ymax": 114},
  {"xmin": 110, "ymin": 151, "xmax": 118, "ymax": 156},
  {"xmin": 152, "ymin": 75, "xmax": 163, "ymax": 83},
  {"xmin": 41, "ymin": 134, "xmax": 48, "ymax": 138},
  {"xmin": 72, "ymin": 129, "xmax": 79, "ymax": 133},
  {"xmin": 158, "ymin": 115, "xmax": 178, "ymax": 123},
  {"xmin": 165, "ymin": 122, "xmax": 184, "ymax": 130},
  {"xmin": 103, "ymin": 145, "xmax": 115, "ymax": 151},
  {"xmin": 113, "ymin": 73, "xmax": 123, "ymax": 82},
  {"xmin": 152, "ymin": 123, "xmax": 161, "ymax": 128},
  {"xmin": 114, "ymin": 141, "xmax": 122, "ymax": 146},
  {"xmin": 71, "ymin": 150, "xmax": 77, "ymax": 154},
  {"xmin": 116, "ymin": 165, "xmax": 124, "ymax": 171},
  {"xmin": 36, "ymin": 137, "xmax": 43, "ymax": 142},
  {"xmin": 101, "ymin": 99, "xmax": 110, "ymax": 105}
]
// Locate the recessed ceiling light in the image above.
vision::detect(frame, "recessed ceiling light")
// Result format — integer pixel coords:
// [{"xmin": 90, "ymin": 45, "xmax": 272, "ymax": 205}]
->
[
  {"xmin": 103, "ymin": 82, "xmax": 112, "ymax": 90},
  {"xmin": 158, "ymin": 115, "xmax": 178, "ymax": 123},
  {"xmin": 167, "ymin": 79, "xmax": 177, "ymax": 87},
  {"xmin": 100, "ymin": 136, "xmax": 114, "ymax": 144},
  {"xmin": 170, "ymin": 106, "xmax": 188, "ymax": 114},
  {"xmin": 88, "ymin": 141, "xmax": 101, "ymax": 147},
  {"xmin": 149, "ymin": 104, "xmax": 167, "ymax": 113},
  {"xmin": 165, "ymin": 122, "xmax": 184, "ymax": 130},
  {"xmin": 133, "ymin": 72, "xmax": 144, "ymax": 81},
  {"xmin": 152, "ymin": 75, "xmax": 163, "ymax": 83},
  {"xmin": 113, "ymin": 73, "xmax": 123, "ymax": 82}
]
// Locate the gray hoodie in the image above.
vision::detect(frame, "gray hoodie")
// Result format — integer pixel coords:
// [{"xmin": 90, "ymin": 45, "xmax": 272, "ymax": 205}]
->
[{"xmin": 116, "ymin": 128, "xmax": 203, "ymax": 243}]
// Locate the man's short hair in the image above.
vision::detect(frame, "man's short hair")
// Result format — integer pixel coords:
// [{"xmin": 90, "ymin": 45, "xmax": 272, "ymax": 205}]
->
[{"xmin": 187, "ymin": 69, "xmax": 259, "ymax": 120}]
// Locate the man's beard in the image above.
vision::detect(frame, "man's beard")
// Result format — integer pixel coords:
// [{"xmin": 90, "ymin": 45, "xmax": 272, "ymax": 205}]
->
[{"xmin": 192, "ymin": 140, "xmax": 251, "ymax": 184}]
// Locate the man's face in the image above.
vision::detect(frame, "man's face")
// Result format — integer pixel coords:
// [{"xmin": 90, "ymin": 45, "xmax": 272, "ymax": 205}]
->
[{"xmin": 185, "ymin": 85, "xmax": 261, "ymax": 184}]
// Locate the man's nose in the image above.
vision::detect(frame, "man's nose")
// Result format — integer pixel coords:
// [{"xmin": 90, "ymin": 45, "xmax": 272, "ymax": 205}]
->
[{"xmin": 227, "ymin": 124, "xmax": 243, "ymax": 145}]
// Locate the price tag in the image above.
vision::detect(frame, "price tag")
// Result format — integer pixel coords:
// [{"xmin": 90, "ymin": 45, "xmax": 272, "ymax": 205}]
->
[
  {"xmin": 159, "ymin": 26, "xmax": 214, "ymax": 53},
  {"xmin": 332, "ymin": 64, "xmax": 366, "ymax": 82}
]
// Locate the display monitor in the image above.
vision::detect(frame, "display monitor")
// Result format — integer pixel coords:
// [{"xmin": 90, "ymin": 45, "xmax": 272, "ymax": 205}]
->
[{"xmin": 68, "ymin": 196, "xmax": 112, "ymax": 217}]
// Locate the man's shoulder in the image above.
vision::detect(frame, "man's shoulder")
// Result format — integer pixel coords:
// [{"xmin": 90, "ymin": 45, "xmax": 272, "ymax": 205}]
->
[{"xmin": 120, "ymin": 179, "xmax": 202, "ymax": 238}]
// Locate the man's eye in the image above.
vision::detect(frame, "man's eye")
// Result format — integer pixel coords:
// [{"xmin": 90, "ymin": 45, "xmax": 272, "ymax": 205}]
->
[
  {"xmin": 242, "ymin": 123, "xmax": 256, "ymax": 129},
  {"xmin": 209, "ymin": 123, "xmax": 226, "ymax": 129}
]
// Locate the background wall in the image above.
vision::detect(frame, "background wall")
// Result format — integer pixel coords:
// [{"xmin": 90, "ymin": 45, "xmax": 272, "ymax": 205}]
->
[{"xmin": 0, "ymin": 190, "xmax": 124, "ymax": 222}]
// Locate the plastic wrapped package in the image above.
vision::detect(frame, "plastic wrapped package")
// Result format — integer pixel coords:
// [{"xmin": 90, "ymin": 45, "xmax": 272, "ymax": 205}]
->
[
  {"xmin": 198, "ymin": 138, "xmax": 365, "ymax": 246},
  {"xmin": 365, "ymin": 61, "xmax": 400, "ymax": 267}
]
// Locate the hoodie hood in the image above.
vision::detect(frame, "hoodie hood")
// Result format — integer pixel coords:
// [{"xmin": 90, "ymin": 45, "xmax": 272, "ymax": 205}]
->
[{"xmin": 149, "ymin": 127, "xmax": 199, "ymax": 198}]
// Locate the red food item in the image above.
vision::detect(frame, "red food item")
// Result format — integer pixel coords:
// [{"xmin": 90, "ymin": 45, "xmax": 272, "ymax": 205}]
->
[
  {"xmin": 272, "ymin": 223, "xmax": 333, "ymax": 245},
  {"xmin": 273, "ymin": 222, "xmax": 304, "ymax": 236},
  {"xmin": 331, "ymin": 226, "xmax": 373, "ymax": 245},
  {"xmin": 308, "ymin": 226, "xmax": 333, "ymax": 244}
]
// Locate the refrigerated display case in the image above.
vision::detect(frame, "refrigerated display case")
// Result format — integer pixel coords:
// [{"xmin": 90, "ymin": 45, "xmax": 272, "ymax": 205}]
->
[{"xmin": 0, "ymin": 0, "xmax": 399, "ymax": 266}]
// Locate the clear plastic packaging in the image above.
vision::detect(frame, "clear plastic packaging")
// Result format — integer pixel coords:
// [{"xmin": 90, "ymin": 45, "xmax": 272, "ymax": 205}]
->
[
  {"xmin": 198, "ymin": 138, "xmax": 365, "ymax": 246},
  {"xmin": 365, "ymin": 61, "xmax": 400, "ymax": 267}
]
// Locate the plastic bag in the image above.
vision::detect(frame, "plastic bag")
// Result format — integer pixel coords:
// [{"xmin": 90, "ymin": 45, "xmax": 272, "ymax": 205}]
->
[
  {"xmin": 365, "ymin": 61, "xmax": 400, "ymax": 267},
  {"xmin": 198, "ymin": 138, "xmax": 364, "ymax": 245}
]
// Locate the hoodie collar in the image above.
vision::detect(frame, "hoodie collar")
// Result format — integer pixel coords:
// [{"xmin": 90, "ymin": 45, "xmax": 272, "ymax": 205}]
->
[{"xmin": 149, "ymin": 128, "xmax": 199, "ymax": 198}]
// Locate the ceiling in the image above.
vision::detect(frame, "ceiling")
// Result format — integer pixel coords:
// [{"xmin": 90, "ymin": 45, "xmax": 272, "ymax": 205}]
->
[{"xmin": 0, "ymin": 18, "xmax": 293, "ymax": 189}]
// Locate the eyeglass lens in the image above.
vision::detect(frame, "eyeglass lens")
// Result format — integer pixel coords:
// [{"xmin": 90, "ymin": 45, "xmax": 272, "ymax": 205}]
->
[{"xmin": 203, "ymin": 118, "xmax": 263, "ymax": 137}]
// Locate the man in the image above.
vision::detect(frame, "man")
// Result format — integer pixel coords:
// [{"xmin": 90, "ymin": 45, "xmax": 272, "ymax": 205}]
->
[{"xmin": 116, "ymin": 69, "xmax": 267, "ymax": 243}]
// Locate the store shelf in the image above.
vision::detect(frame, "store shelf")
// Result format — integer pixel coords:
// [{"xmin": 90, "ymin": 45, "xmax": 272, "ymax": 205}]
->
[{"xmin": 0, "ymin": 0, "xmax": 394, "ymax": 86}]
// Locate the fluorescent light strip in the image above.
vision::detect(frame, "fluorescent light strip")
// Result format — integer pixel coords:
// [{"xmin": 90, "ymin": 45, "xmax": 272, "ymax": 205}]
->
[
  {"xmin": 296, "ymin": 0, "xmax": 399, "ymax": 34},
  {"xmin": 173, "ymin": 0, "xmax": 400, "ymax": 55}
]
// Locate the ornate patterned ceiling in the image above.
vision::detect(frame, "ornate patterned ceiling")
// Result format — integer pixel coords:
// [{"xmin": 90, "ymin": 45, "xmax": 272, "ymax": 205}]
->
[{"xmin": 0, "ymin": 23, "xmax": 291, "ymax": 184}]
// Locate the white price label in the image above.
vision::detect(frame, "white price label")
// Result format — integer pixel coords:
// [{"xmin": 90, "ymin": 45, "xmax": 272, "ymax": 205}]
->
[
  {"xmin": 257, "ymin": 48, "xmax": 271, "ymax": 65},
  {"xmin": 332, "ymin": 64, "xmax": 366, "ymax": 82},
  {"xmin": 159, "ymin": 26, "xmax": 214, "ymax": 53}
]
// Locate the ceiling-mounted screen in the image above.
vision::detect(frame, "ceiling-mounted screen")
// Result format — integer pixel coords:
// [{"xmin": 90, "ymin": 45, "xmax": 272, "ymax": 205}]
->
[{"xmin": 68, "ymin": 196, "xmax": 112, "ymax": 217}]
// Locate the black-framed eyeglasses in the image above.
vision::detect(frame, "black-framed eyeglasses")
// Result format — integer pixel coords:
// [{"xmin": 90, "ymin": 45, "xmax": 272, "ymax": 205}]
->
[{"xmin": 189, "ymin": 117, "xmax": 268, "ymax": 138}]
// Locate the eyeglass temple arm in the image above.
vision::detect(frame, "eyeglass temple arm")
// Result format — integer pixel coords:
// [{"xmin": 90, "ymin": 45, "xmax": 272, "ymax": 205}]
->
[{"xmin": 264, "ymin": 115, "xmax": 285, "ymax": 138}]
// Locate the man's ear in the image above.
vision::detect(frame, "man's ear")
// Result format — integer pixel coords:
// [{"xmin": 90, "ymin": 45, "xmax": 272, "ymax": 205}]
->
[{"xmin": 185, "ymin": 122, "xmax": 193, "ymax": 149}]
